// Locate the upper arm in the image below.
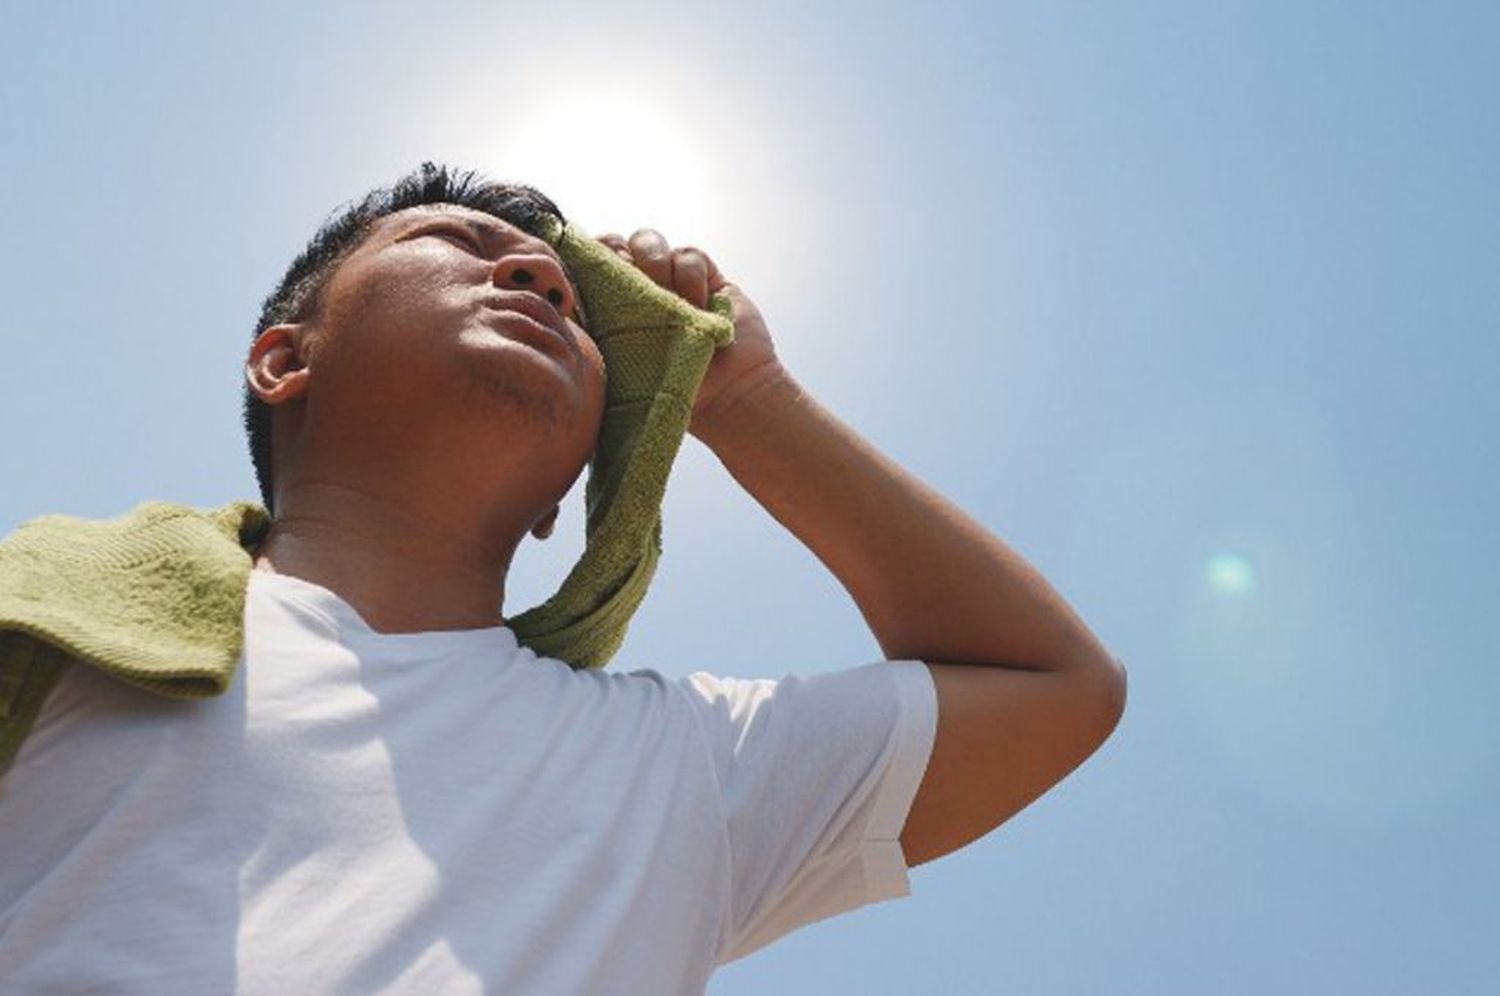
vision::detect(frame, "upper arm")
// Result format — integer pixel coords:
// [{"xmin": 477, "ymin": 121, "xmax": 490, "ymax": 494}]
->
[
  {"xmin": 677, "ymin": 662, "xmax": 938, "ymax": 964},
  {"xmin": 900, "ymin": 658, "xmax": 1127, "ymax": 868}
]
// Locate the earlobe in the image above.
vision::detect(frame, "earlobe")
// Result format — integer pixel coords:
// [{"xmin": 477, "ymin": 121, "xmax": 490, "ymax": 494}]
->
[
  {"xmin": 530, "ymin": 504, "xmax": 560, "ymax": 540},
  {"xmin": 245, "ymin": 323, "xmax": 310, "ymax": 405}
]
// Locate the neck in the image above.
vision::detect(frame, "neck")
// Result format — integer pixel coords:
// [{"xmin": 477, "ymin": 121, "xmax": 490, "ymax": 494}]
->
[{"xmin": 250, "ymin": 481, "xmax": 529, "ymax": 635}]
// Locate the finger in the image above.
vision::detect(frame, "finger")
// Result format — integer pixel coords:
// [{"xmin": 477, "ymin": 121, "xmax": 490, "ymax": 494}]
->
[
  {"xmin": 627, "ymin": 228, "xmax": 674, "ymax": 288},
  {"xmin": 700, "ymin": 251, "xmax": 727, "ymax": 295},
  {"xmin": 672, "ymin": 248, "xmax": 711, "ymax": 309},
  {"xmin": 594, "ymin": 233, "xmax": 634, "ymax": 264}
]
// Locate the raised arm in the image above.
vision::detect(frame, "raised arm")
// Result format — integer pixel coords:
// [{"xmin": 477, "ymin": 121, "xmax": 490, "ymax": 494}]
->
[
  {"xmin": 690, "ymin": 363, "xmax": 1116, "ymax": 675},
  {"xmin": 597, "ymin": 228, "xmax": 1126, "ymax": 867}
]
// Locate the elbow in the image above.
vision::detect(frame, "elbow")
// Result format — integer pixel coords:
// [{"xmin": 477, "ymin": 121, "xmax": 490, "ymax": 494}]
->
[
  {"xmin": 1069, "ymin": 650, "xmax": 1126, "ymax": 745},
  {"xmin": 1098, "ymin": 654, "xmax": 1127, "ymax": 738},
  {"xmin": 1054, "ymin": 638, "xmax": 1128, "ymax": 738}
]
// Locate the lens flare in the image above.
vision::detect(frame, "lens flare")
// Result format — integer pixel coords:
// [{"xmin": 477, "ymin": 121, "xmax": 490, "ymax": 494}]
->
[{"xmin": 1206, "ymin": 552, "xmax": 1256, "ymax": 596}]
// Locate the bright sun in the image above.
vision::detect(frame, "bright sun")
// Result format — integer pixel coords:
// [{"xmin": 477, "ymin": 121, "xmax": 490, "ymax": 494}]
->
[{"xmin": 496, "ymin": 93, "xmax": 707, "ymax": 244}]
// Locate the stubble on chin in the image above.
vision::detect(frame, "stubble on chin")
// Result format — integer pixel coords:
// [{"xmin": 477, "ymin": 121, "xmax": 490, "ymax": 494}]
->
[{"xmin": 459, "ymin": 362, "xmax": 566, "ymax": 439}]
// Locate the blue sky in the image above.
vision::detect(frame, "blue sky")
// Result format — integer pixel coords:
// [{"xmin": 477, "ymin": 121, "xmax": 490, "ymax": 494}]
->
[{"xmin": 2, "ymin": 2, "xmax": 1496, "ymax": 992}]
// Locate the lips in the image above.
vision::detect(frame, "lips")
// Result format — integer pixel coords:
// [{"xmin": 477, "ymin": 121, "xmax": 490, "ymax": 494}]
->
[{"xmin": 481, "ymin": 291, "xmax": 573, "ymax": 356}]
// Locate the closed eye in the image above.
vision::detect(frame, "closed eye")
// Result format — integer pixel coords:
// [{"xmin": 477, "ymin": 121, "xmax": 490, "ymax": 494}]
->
[
  {"xmin": 432, "ymin": 226, "xmax": 486, "ymax": 255},
  {"xmin": 424, "ymin": 223, "xmax": 585, "ymax": 323}
]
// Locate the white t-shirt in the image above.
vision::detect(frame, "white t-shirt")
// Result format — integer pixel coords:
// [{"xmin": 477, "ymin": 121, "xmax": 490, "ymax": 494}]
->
[{"xmin": 0, "ymin": 570, "xmax": 938, "ymax": 994}]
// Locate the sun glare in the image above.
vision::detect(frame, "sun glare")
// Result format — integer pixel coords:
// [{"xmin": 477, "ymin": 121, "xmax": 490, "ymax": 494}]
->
[{"xmin": 496, "ymin": 93, "xmax": 707, "ymax": 243}]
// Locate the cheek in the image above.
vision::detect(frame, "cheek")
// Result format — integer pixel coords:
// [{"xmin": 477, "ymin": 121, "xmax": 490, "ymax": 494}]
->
[
  {"xmin": 587, "ymin": 343, "xmax": 609, "ymax": 405},
  {"xmin": 571, "ymin": 330, "xmax": 604, "ymax": 381},
  {"xmin": 327, "ymin": 252, "xmax": 460, "ymax": 335}
]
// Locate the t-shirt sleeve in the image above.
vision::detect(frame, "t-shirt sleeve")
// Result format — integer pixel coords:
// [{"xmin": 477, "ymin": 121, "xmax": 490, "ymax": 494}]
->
[{"xmin": 674, "ymin": 659, "xmax": 938, "ymax": 965}]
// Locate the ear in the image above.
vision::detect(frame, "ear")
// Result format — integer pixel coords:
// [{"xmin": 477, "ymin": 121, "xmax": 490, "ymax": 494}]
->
[
  {"xmin": 530, "ymin": 504, "xmax": 560, "ymax": 540},
  {"xmin": 245, "ymin": 323, "xmax": 312, "ymax": 405}
]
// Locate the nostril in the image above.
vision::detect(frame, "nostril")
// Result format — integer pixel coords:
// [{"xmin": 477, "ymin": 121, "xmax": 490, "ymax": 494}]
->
[{"xmin": 496, "ymin": 256, "xmax": 571, "ymax": 315}]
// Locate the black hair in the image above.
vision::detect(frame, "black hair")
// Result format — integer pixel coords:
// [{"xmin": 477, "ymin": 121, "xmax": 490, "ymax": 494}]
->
[{"xmin": 240, "ymin": 161, "xmax": 566, "ymax": 516}]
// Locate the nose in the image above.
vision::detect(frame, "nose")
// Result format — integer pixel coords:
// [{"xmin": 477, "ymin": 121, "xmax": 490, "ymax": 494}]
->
[{"xmin": 492, "ymin": 253, "xmax": 577, "ymax": 320}]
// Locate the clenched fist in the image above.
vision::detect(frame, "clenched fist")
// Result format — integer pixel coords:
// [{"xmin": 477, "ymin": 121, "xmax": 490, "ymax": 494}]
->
[{"xmin": 594, "ymin": 228, "xmax": 785, "ymax": 436}]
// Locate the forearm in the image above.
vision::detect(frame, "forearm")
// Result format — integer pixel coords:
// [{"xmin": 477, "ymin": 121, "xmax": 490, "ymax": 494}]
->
[{"xmin": 691, "ymin": 364, "xmax": 1115, "ymax": 674}]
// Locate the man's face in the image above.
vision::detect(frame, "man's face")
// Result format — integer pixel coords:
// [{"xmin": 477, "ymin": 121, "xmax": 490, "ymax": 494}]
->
[{"xmin": 293, "ymin": 203, "xmax": 607, "ymax": 511}]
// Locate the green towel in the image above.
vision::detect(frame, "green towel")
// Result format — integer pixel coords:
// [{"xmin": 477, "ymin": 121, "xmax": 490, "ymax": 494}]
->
[
  {"xmin": 0, "ymin": 215, "xmax": 734, "ymax": 770},
  {"xmin": 507, "ymin": 214, "xmax": 734, "ymax": 664}
]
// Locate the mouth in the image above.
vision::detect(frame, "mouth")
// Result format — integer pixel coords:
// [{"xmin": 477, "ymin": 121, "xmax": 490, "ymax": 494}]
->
[{"xmin": 481, "ymin": 291, "xmax": 574, "ymax": 356}]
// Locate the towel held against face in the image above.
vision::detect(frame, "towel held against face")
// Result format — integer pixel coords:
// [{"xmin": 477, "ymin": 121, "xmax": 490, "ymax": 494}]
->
[{"xmin": 0, "ymin": 214, "xmax": 735, "ymax": 770}]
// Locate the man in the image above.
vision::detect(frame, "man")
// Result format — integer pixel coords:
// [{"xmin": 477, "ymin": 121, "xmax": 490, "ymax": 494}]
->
[{"xmin": 0, "ymin": 163, "xmax": 1125, "ymax": 993}]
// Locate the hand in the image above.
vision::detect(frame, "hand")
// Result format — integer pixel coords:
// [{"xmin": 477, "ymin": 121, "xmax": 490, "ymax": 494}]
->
[{"xmin": 594, "ymin": 228, "xmax": 785, "ymax": 436}]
